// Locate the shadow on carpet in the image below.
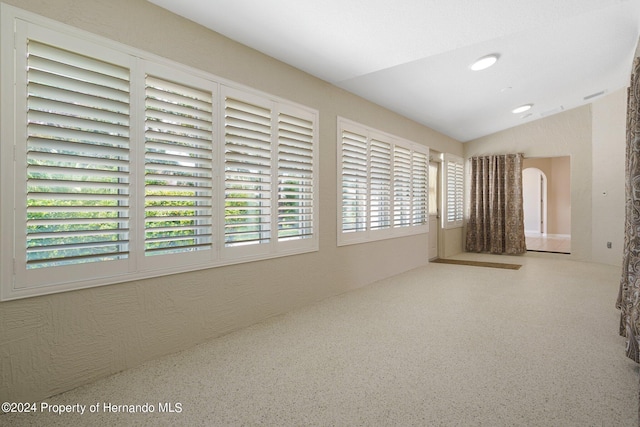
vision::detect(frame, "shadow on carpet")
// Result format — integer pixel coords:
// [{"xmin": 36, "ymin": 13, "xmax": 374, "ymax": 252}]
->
[{"xmin": 431, "ymin": 258, "xmax": 522, "ymax": 270}]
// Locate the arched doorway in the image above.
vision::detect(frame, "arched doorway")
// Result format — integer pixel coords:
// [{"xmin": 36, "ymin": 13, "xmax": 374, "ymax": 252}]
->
[
  {"xmin": 522, "ymin": 167, "xmax": 547, "ymax": 235},
  {"xmin": 522, "ymin": 157, "xmax": 571, "ymax": 254}
]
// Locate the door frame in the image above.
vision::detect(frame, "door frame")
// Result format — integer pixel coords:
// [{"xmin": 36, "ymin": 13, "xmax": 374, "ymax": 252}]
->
[{"xmin": 429, "ymin": 159, "xmax": 442, "ymax": 260}]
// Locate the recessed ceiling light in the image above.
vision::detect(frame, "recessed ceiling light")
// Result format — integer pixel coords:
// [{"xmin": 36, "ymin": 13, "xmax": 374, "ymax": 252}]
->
[
  {"xmin": 512, "ymin": 104, "xmax": 533, "ymax": 114},
  {"xmin": 470, "ymin": 54, "xmax": 500, "ymax": 71}
]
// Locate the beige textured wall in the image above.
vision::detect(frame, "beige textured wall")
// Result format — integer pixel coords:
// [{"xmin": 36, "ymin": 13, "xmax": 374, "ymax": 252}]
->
[
  {"xmin": 592, "ymin": 88, "xmax": 626, "ymax": 266},
  {"xmin": 465, "ymin": 106, "xmax": 593, "ymax": 261},
  {"xmin": 0, "ymin": 0, "xmax": 463, "ymax": 401},
  {"xmin": 550, "ymin": 156, "xmax": 571, "ymax": 235}
]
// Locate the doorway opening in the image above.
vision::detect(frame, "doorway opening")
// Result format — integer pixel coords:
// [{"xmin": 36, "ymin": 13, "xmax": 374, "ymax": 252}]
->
[
  {"xmin": 523, "ymin": 168, "xmax": 547, "ymax": 235},
  {"xmin": 522, "ymin": 157, "xmax": 571, "ymax": 254}
]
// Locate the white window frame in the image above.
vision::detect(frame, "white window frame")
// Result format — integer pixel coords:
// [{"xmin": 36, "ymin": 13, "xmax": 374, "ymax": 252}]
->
[
  {"xmin": 0, "ymin": 4, "xmax": 319, "ymax": 301},
  {"xmin": 337, "ymin": 117, "xmax": 429, "ymax": 246},
  {"xmin": 220, "ymin": 86, "xmax": 319, "ymax": 263},
  {"xmin": 442, "ymin": 153, "xmax": 464, "ymax": 229}
]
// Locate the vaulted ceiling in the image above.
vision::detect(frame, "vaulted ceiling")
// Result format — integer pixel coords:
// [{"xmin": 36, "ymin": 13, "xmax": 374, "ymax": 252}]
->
[{"xmin": 149, "ymin": 0, "xmax": 640, "ymax": 142}]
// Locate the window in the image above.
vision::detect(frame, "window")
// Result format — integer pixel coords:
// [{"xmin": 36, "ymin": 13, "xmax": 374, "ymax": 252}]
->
[
  {"xmin": 221, "ymin": 88, "xmax": 317, "ymax": 259},
  {"xmin": 276, "ymin": 109, "xmax": 315, "ymax": 242},
  {"xmin": 337, "ymin": 118, "xmax": 429, "ymax": 246},
  {"xmin": 442, "ymin": 153, "xmax": 464, "ymax": 228},
  {"xmin": 411, "ymin": 150, "xmax": 429, "ymax": 225},
  {"xmin": 392, "ymin": 145, "xmax": 412, "ymax": 228},
  {"xmin": 223, "ymin": 93, "xmax": 273, "ymax": 249},
  {"xmin": 26, "ymin": 41, "xmax": 132, "ymax": 270},
  {"xmin": 0, "ymin": 5, "xmax": 318, "ymax": 300},
  {"xmin": 340, "ymin": 128, "xmax": 368, "ymax": 233},
  {"xmin": 369, "ymin": 138, "xmax": 391, "ymax": 230},
  {"xmin": 144, "ymin": 73, "xmax": 214, "ymax": 259},
  {"xmin": 11, "ymin": 24, "xmax": 135, "ymax": 291}
]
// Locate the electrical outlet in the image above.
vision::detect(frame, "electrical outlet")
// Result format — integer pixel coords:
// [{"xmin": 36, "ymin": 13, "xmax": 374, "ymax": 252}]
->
[{"xmin": 607, "ymin": 242, "xmax": 612, "ymax": 249}]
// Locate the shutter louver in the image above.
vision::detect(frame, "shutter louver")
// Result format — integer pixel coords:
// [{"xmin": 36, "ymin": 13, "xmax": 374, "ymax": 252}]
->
[
  {"xmin": 393, "ymin": 146, "xmax": 412, "ymax": 228},
  {"xmin": 144, "ymin": 75, "xmax": 213, "ymax": 256},
  {"xmin": 277, "ymin": 112, "xmax": 314, "ymax": 241},
  {"xmin": 445, "ymin": 156, "xmax": 464, "ymax": 228},
  {"xmin": 453, "ymin": 162, "xmax": 464, "ymax": 222},
  {"xmin": 25, "ymin": 40, "xmax": 130, "ymax": 268},
  {"xmin": 341, "ymin": 130, "xmax": 368, "ymax": 232},
  {"xmin": 224, "ymin": 97, "xmax": 272, "ymax": 246},
  {"xmin": 370, "ymin": 139, "xmax": 391, "ymax": 230},
  {"xmin": 412, "ymin": 150, "xmax": 429, "ymax": 225}
]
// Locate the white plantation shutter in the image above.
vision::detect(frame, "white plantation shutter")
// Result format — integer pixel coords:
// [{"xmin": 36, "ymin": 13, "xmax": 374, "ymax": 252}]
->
[
  {"xmin": 277, "ymin": 111, "xmax": 314, "ymax": 241},
  {"xmin": 393, "ymin": 145, "xmax": 412, "ymax": 228},
  {"xmin": 411, "ymin": 150, "xmax": 429, "ymax": 226},
  {"xmin": 2, "ymin": 7, "xmax": 319, "ymax": 300},
  {"xmin": 370, "ymin": 138, "xmax": 392, "ymax": 230},
  {"xmin": 24, "ymin": 40, "xmax": 131, "ymax": 270},
  {"xmin": 444, "ymin": 154, "xmax": 464, "ymax": 228},
  {"xmin": 338, "ymin": 118, "xmax": 430, "ymax": 245},
  {"xmin": 340, "ymin": 129, "xmax": 368, "ymax": 233},
  {"xmin": 144, "ymin": 74, "xmax": 214, "ymax": 256},
  {"xmin": 224, "ymin": 95, "xmax": 272, "ymax": 247}
]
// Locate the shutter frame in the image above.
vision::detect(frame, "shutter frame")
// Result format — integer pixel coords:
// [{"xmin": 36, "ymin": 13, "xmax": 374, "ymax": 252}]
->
[
  {"xmin": 337, "ymin": 117, "xmax": 430, "ymax": 246},
  {"xmin": 223, "ymin": 90, "xmax": 273, "ymax": 248},
  {"xmin": 277, "ymin": 109, "xmax": 315, "ymax": 242},
  {"xmin": 443, "ymin": 153, "xmax": 464, "ymax": 229},
  {"xmin": 369, "ymin": 138, "xmax": 392, "ymax": 230},
  {"xmin": 143, "ymin": 72, "xmax": 214, "ymax": 260},
  {"xmin": 24, "ymin": 40, "xmax": 132, "ymax": 271},
  {"xmin": 392, "ymin": 145, "xmax": 412, "ymax": 228},
  {"xmin": 340, "ymin": 128, "xmax": 369, "ymax": 233},
  {"xmin": 411, "ymin": 150, "xmax": 429, "ymax": 226}
]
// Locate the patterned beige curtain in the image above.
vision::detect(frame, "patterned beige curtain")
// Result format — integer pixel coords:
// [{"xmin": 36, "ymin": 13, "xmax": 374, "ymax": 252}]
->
[
  {"xmin": 465, "ymin": 154, "xmax": 526, "ymax": 255},
  {"xmin": 617, "ymin": 57, "xmax": 640, "ymax": 363}
]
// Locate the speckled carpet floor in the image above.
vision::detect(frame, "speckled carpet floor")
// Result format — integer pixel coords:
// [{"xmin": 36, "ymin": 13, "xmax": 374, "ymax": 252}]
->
[{"xmin": 3, "ymin": 254, "xmax": 638, "ymax": 426}]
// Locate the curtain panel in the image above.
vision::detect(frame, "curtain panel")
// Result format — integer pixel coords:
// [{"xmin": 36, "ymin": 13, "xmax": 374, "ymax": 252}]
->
[
  {"xmin": 465, "ymin": 154, "xmax": 527, "ymax": 255},
  {"xmin": 617, "ymin": 57, "xmax": 640, "ymax": 363}
]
